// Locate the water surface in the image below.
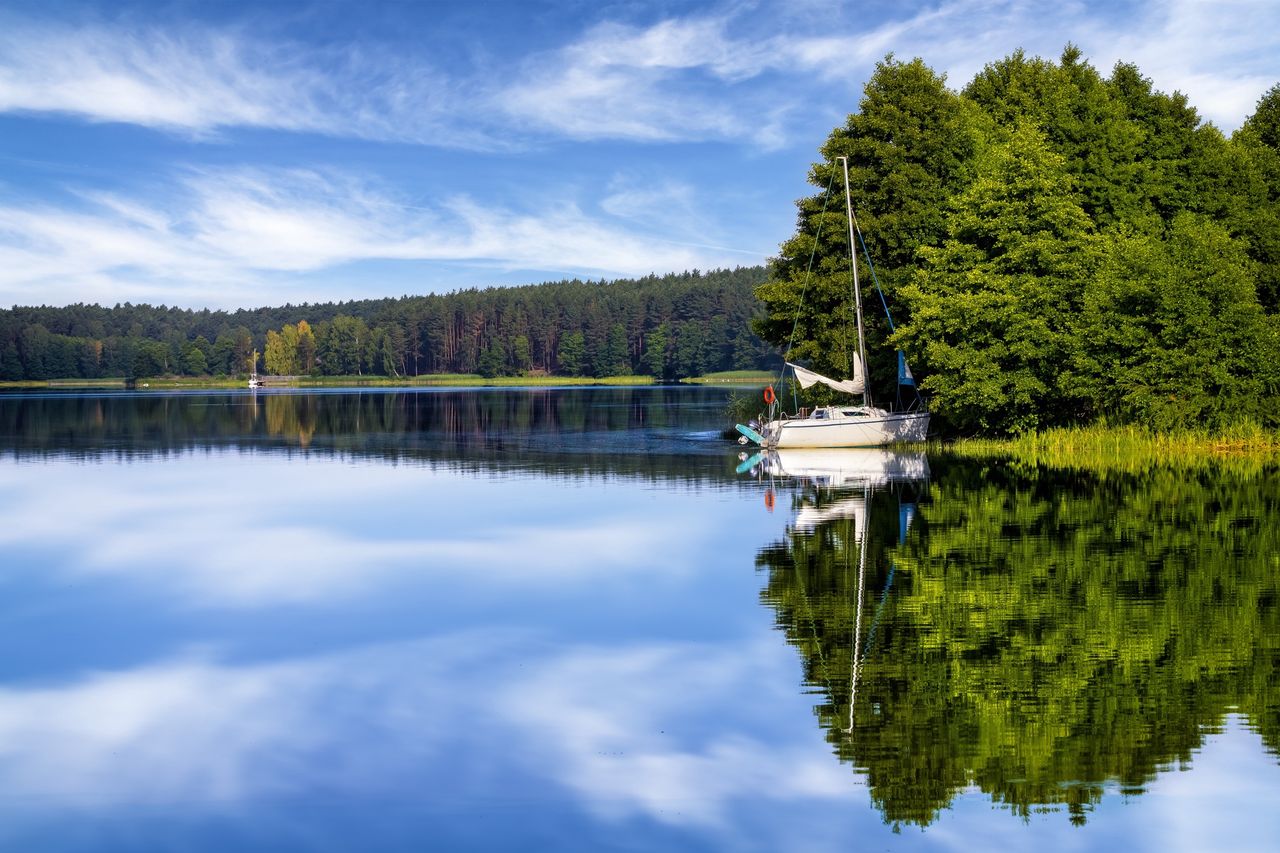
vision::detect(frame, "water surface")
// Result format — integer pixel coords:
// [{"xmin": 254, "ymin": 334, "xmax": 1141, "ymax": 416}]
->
[{"xmin": 0, "ymin": 388, "xmax": 1277, "ymax": 851}]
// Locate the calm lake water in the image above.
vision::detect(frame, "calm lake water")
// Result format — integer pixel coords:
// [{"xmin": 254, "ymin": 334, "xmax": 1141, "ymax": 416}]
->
[{"xmin": 0, "ymin": 387, "xmax": 1277, "ymax": 852}]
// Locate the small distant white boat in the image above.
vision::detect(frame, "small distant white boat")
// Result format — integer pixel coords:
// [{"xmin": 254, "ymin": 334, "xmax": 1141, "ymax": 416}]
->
[{"xmin": 248, "ymin": 373, "xmax": 262, "ymax": 389}]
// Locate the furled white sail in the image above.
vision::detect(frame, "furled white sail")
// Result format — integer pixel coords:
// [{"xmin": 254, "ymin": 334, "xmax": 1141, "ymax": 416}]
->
[{"xmin": 787, "ymin": 359, "xmax": 864, "ymax": 395}]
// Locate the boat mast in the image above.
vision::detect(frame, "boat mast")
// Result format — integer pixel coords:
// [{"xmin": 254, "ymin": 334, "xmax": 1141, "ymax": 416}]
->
[
  {"xmin": 844, "ymin": 485, "xmax": 869, "ymax": 733},
  {"xmin": 838, "ymin": 156, "xmax": 871, "ymax": 409}
]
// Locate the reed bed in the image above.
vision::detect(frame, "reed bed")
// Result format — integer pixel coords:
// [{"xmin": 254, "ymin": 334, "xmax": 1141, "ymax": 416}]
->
[{"xmin": 947, "ymin": 421, "xmax": 1280, "ymax": 477}]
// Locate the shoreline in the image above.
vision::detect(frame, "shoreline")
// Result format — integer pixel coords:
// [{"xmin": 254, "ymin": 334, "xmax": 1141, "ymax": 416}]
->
[{"xmin": 0, "ymin": 372, "xmax": 776, "ymax": 391}]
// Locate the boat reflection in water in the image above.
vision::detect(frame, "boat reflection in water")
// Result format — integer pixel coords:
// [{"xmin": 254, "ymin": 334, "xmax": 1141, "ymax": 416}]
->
[
  {"xmin": 761, "ymin": 447, "xmax": 929, "ymax": 490},
  {"xmin": 754, "ymin": 452, "xmax": 1280, "ymax": 830}
]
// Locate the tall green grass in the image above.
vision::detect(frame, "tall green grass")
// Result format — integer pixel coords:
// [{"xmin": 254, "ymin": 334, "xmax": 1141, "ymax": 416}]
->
[{"xmin": 949, "ymin": 420, "xmax": 1280, "ymax": 476}]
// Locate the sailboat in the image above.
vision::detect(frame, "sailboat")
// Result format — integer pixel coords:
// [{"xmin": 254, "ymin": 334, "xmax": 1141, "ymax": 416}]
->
[
  {"xmin": 741, "ymin": 156, "xmax": 929, "ymax": 448},
  {"xmin": 247, "ymin": 349, "xmax": 263, "ymax": 389}
]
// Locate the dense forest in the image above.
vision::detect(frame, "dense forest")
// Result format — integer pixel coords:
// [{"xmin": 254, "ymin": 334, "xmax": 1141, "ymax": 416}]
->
[
  {"xmin": 757, "ymin": 46, "xmax": 1280, "ymax": 434},
  {"xmin": 0, "ymin": 266, "xmax": 774, "ymax": 381}
]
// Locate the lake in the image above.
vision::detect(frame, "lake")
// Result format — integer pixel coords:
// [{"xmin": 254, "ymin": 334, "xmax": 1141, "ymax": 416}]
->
[{"xmin": 0, "ymin": 387, "xmax": 1277, "ymax": 852}]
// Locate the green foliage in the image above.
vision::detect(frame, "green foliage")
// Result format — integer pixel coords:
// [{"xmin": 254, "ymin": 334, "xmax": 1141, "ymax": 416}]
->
[
  {"xmin": 896, "ymin": 123, "xmax": 1097, "ymax": 433},
  {"xmin": 511, "ymin": 334, "xmax": 532, "ymax": 373},
  {"xmin": 598, "ymin": 322, "xmax": 630, "ymax": 377},
  {"xmin": 180, "ymin": 343, "xmax": 208, "ymax": 376},
  {"xmin": 756, "ymin": 56, "xmax": 981, "ymax": 394},
  {"xmin": 1233, "ymin": 84, "xmax": 1280, "ymax": 311},
  {"xmin": 643, "ymin": 323, "xmax": 669, "ymax": 380},
  {"xmin": 1079, "ymin": 215, "xmax": 1280, "ymax": 428},
  {"xmin": 757, "ymin": 47, "xmax": 1280, "ymax": 435},
  {"xmin": 0, "ymin": 267, "xmax": 774, "ymax": 382},
  {"xmin": 263, "ymin": 329, "xmax": 290, "ymax": 375},
  {"xmin": 556, "ymin": 330, "xmax": 585, "ymax": 376},
  {"xmin": 476, "ymin": 342, "xmax": 505, "ymax": 378}
]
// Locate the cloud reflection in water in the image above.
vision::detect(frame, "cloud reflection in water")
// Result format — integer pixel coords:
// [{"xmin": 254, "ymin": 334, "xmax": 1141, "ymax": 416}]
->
[{"xmin": 0, "ymin": 454, "xmax": 714, "ymax": 606}]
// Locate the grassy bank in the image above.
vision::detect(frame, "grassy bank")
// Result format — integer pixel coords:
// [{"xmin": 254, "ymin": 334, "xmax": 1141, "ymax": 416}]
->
[
  {"xmin": 0, "ymin": 374, "xmax": 661, "ymax": 390},
  {"xmin": 947, "ymin": 422, "xmax": 1280, "ymax": 475},
  {"xmin": 684, "ymin": 370, "xmax": 775, "ymax": 384}
]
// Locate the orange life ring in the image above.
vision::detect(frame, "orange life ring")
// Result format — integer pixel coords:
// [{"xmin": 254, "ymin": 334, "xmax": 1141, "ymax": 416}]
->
[
  {"xmin": 763, "ymin": 385, "xmax": 776, "ymax": 405},
  {"xmin": 764, "ymin": 489, "xmax": 776, "ymax": 512}
]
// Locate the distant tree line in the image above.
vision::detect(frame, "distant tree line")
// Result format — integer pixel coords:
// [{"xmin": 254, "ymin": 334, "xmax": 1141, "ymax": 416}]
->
[
  {"xmin": 0, "ymin": 267, "xmax": 776, "ymax": 381},
  {"xmin": 757, "ymin": 46, "xmax": 1280, "ymax": 433}
]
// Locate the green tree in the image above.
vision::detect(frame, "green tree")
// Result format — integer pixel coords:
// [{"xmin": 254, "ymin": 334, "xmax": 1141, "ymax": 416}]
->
[
  {"xmin": 1078, "ymin": 214, "xmax": 1280, "ymax": 428},
  {"xmin": 1233, "ymin": 83, "xmax": 1280, "ymax": 312},
  {"xmin": 599, "ymin": 322, "xmax": 630, "ymax": 377},
  {"xmin": 181, "ymin": 342, "xmax": 208, "ymax": 375},
  {"xmin": 0, "ymin": 339, "xmax": 20, "ymax": 380},
  {"xmin": 211, "ymin": 332, "xmax": 236, "ymax": 375},
  {"xmin": 643, "ymin": 323, "xmax": 669, "ymax": 379},
  {"xmin": 556, "ymin": 330, "xmax": 585, "ymax": 376},
  {"xmin": 320, "ymin": 315, "xmax": 370, "ymax": 375},
  {"xmin": 263, "ymin": 329, "xmax": 290, "ymax": 375},
  {"xmin": 295, "ymin": 319, "xmax": 318, "ymax": 374},
  {"xmin": 964, "ymin": 47, "xmax": 1142, "ymax": 228},
  {"xmin": 895, "ymin": 123, "xmax": 1098, "ymax": 433},
  {"xmin": 232, "ymin": 327, "xmax": 254, "ymax": 375},
  {"xmin": 476, "ymin": 341, "xmax": 504, "ymax": 378},
  {"xmin": 280, "ymin": 323, "xmax": 300, "ymax": 374},
  {"xmin": 132, "ymin": 340, "xmax": 170, "ymax": 377},
  {"xmin": 755, "ymin": 56, "xmax": 981, "ymax": 396},
  {"xmin": 511, "ymin": 334, "xmax": 532, "ymax": 374}
]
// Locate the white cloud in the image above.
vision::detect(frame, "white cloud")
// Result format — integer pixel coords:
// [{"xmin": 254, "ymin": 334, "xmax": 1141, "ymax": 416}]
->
[
  {"xmin": 0, "ymin": 166, "xmax": 749, "ymax": 307},
  {"xmin": 778, "ymin": 0, "xmax": 1280, "ymax": 131},
  {"xmin": 1, "ymin": 2, "xmax": 1276, "ymax": 150},
  {"xmin": 1082, "ymin": 0, "xmax": 1280, "ymax": 129},
  {"xmin": 0, "ymin": 456, "xmax": 709, "ymax": 606},
  {"xmin": 601, "ymin": 177, "xmax": 698, "ymax": 224},
  {"xmin": 0, "ymin": 637, "xmax": 501, "ymax": 809},
  {"xmin": 499, "ymin": 0, "xmax": 1280, "ymax": 144},
  {"xmin": 0, "ymin": 18, "xmax": 488, "ymax": 147},
  {"xmin": 0, "ymin": 22, "xmax": 325, "ymax": 136},
  {"xmin": 498, "ymin": 640, "xmax": 852, "ymax": 829},
  {"xmin": 495, "ymin": 16, "xmax": 795, "ymax": 145},
  {"xmin": 0, "ymin": 630, "xmax": 852, "ymax": 843}
]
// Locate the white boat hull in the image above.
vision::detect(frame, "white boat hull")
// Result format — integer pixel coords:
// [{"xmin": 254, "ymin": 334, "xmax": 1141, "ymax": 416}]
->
[{"xmin": 763, "ymin": 410, "xmax": 929, "ymax": 448}]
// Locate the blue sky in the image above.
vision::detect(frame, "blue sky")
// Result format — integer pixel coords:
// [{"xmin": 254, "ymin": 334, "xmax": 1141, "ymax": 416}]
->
[{"xmin": 1, "ymin": 0, "xmax": 1278, "ymax": 310}]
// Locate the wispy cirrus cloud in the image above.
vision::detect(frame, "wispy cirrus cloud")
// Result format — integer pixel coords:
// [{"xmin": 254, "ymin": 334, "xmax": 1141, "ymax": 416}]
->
[
  {"xmin": 0, "ymin": 17, "xmax": 488, "ymax": 147},
  {"xmin": 1, "ymin": 2, "xmax": 1275, "ymax": 148},
  {"xmin": 0, "ymin": 166, "xmax": 753, "ymax": 307},
  {"xmin": 496, "ymin": 16, "xmax": 790, "ymax": 144},
  {"xmin": 496, "ymin": 0, "xmax": 1280, "ymax": 144}
]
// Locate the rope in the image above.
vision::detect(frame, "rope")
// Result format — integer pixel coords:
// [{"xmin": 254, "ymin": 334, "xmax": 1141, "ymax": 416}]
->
[
  {"xmin": 779, "ymin": 164, "xmax": 839, "ymax": 413},
  {"xmin": 852, "ymin": 211, "xmax": 924, "ymax": 408},
  {"xmin": 852, "ymin": 217, "xmax": 895, "ymax": 329}
]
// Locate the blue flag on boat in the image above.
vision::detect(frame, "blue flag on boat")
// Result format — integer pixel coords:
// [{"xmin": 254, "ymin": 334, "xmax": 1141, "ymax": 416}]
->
[{"xmin": 897, "ymin": 351, "xmax": 916, "ymax": 386}]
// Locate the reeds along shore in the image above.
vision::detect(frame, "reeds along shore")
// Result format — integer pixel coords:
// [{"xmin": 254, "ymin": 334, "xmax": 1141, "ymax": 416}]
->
[{"xmin": 947, "ymin": 422, "xmax": 1280, "ymax": 476}]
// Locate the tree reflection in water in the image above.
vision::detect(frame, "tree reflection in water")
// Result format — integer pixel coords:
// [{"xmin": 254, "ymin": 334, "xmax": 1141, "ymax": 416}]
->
[{"xmin": 756, "ymin": 451, "xmax": 1280, "ymax": 828}]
